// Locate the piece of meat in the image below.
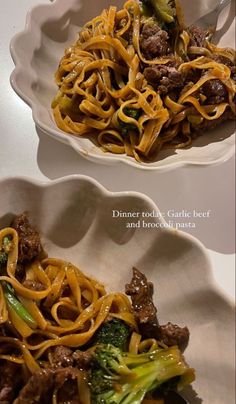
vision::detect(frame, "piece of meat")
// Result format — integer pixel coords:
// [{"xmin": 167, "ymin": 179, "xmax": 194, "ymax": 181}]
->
[
  {"xmin": 193, "ymin": 108, "xmax": 235, "ymax": 132},
  {"xmin": 185, "ymin": 68, "xmax": 202, "ymax": 85},
  {"xmin": 14, "ymin": 368, "xmax": 54, "ymax": 404},
  {"xmin": 125, "ymin": 267, "xmax": 161, "ymax": 339},
  {"xmin": 125, "ymin": 268, "xmax": 190, "ymax": 351},
  {"xmin": 231, "ymin": 65, "xmax": 236, "ymax": 82},
  {"xmin": 140, "ymin": 23, "xmax": 170, "ymax": 59},
  {"xmin": 213, "ymin": 54, "xmax": 233, "ymax": 68},
  {"xmin": 0, "ymin": 361, "xmax": 22, "ymax": 403},
  {"xmin": 11, "ymin": 213, "xmax": 43, "ymax": 264},
  {"xmin": 49, "ymin": 345, "xmax": 93, "ymax": 370},
  {"xmin": 55, "ymin": 368, "xmax": 81, "ymax": 404},
  {"xmin": 188, "ymin": 25, "xmax": 207, "ymax": 48},
  {"xmin": 72, "ymin": 350, "xmax": 93, "ymax": 370},
  {"xmin": 141, "ymin": 23, "xmax": 161, "ymax": 39},
  {"xmin": 212, "ymin": 55, "xmax": 236, "ymax": 81},
  {"xmin": 212, "ymin": 54, "xmax": 236, "ymax": 81},
  {"xmin": 0, "ymin": 325, "xmax": 7, "ymax": 337},
  {"xmin": 50, "ymin": 346, "xmax": 74, "ymax": 368},
  {"xmin": 201, "ymin": 79, "xmax": 228, "ymax": 104},
  {"xmin": 14, "ymin": 367, "xmax": 81, "ymax": 404},
  {"xmin": 0, "ymin": 387, "xmax": 13, "ymax": 404},
  {"xmin": 15, "ymin": 264, "xmax": 25, "ymax": 282},
  {"xmin": 22, "ymin": 280, "xmax": 45, "ymax": 292},
  {"xmin": 164, "ymin": 391, "xmax": 188, "ymax": 404},
  {"xmin": 144, "ymin": 65, "xmax": 183, "ymax": 94},
  {"xmin": 0, "ymin": 322, "xmax": 20, "ymax": 339},
  {"xmin": 160, "ymin": 322, "xmax": 190, "ymax": 352},
  {"xmin": 151, "ymin": 390, "xmax": 187, "ymax": 403}
]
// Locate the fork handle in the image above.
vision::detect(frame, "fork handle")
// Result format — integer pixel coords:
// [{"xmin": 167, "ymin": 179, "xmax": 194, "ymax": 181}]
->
[{"xmin": 217, "ymin": 0, "xmax": 231, "ymax": 12}]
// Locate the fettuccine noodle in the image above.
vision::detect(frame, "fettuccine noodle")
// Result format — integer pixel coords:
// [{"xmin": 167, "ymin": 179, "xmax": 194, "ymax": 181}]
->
[
  {"xmin": 52, "ymin": 0, "xmax": 236, "ymax": 162},
  {"xmin": 0, "ymin": 220, "xmax": 195, "ymax": 403},
  {"xmin": 0, "ymin": 227, "xmax": 138, "ymax": 373}
]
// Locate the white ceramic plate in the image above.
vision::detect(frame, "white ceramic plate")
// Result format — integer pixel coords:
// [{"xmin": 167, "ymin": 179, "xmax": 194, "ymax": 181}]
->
[
  {"xmin": 10, "ymin": 0, "xmax": 235, "ymax": 171},
  {"xmin": 0, "ymin": 175, "xmax": 235, "ymax": 403}
]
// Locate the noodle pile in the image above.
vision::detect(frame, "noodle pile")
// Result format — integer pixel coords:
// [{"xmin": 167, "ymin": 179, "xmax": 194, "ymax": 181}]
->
[
  {"xmin": 52, "ymin": 0, "xmax": 236, "ymax": 162},
  {"xmin": 0, "ymin": 223, "xmax": 195, "ymax": 403},
  {"xmin": 0, "ymin": 227, "xmax": 137, "ymax": 374}
]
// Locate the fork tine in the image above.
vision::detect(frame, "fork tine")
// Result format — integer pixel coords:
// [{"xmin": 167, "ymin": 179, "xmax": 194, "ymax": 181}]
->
[{"xmin": 193, "ymin": 0, "xmax": 231, "ymax": 32}]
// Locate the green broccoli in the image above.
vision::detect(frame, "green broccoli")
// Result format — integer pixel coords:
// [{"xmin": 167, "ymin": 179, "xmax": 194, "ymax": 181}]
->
[
  {"xmin": 93, "ymin": 319, "xmax": 131, "ymax": 351},
  {"xmin": 0, "ymin": 236, "xmax": 12, "ymax": 268},
  {"xmin": 123, "ymin": 108, "xmax": 141, "ymax": 120},
  {"xmin": 118, "ymin": 108, "xmax": 141, "ymax": 136},
  {"xmin": 141, "ymin": 0, "xmax": 176, "ymax": 24},
  {"xmin": 89, "ymin": 344, "xmax": 195, "ymax": 403},
  {"xmin": 89, "ymin": 368, "xmax": 113, "ymax": 396},
  {"xmin": 0, "ymin": 251, "xmax": 8, "ymax": 267}
]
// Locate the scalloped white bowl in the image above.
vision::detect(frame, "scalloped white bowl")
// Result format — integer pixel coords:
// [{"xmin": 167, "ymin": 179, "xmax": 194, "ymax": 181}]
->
[
  {"xmin": 0, "ymin": 175, "xmax": 235, "ymax": 403},
  {"xmin": 10, "ymin": 0, "xmax": 235, "ymax": 170}
]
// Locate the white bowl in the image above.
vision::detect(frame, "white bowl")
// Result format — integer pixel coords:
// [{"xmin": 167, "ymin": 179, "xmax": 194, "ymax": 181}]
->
[
  {"xmin": 10, "ymin": 0, "xmax": 235, "ymax": 171},
  {"xmin": 0, "ymin": 175, "xmax": 235, "ymax": 403}
]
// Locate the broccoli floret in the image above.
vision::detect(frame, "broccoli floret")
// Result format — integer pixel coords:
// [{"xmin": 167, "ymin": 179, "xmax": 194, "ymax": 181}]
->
[
  {"xmin": 0, "ymin": 236, "xmax": 11, "ymax": 268},
  {"xmin": 89, "ymin": 368, "xmax": 113, "ymax": 395},
  {"xmin": 0, "ymin": 251, "xmax": 8, "ymax": 267},
  {"xmin": 93, "ymin": 319, "xmax": 131, "ymax": 351},
  {"xmin": 89, "ymin": 344, "xmax": 195, "ymax": 403},
  {"xmin": 118, "ymin": 108, "xmax": 141, "ymax": 136},
  {"xmin": 124, "ymin": 108, "xmax": 141, "ymax": 120},
  {"xmin": 141, "ymin": 0, "xmax": 176, "ymax": 24}
]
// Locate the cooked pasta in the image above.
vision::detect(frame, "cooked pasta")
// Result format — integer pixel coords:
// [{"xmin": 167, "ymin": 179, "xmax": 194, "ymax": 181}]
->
[
  {"xmin": 52, "ymin": 0, "xmax": 236, "ymax": 162},
  {"xmin": 0, "ymin": 228, "xmax": 137, "ymax": 368},
  {"xmin": 0, "ymin": 215, "xmax": 195, "ymax": 403}
]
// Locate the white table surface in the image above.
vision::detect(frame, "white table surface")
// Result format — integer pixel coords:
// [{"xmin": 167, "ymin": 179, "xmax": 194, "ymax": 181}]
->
[{"xmin": 0, "ymin": 0, "xmax": 235, "ymax": 301}]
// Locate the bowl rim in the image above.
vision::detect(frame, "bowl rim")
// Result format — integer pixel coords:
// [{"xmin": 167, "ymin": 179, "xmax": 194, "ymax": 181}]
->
[
  {"xmin": 9, "ymin": 0, "xmax": 236, "ymax": 171},
  {"xmin": 0, "ymin": 174, "xmax": 234, "ymax": 307}
]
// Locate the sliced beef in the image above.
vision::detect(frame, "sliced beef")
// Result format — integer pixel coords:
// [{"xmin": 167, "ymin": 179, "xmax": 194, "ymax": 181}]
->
[
  {"xmin": 144, "ymin": 65, "xmax": 184, "ymax": 94},
  {"xmin": 50, "ymin": 346, "xmax": 74, "ymax": 368},
  {"xmin": 212, "ymin": 55, "xmax": 236, "ymax": 80},
  {"xmin": 22, "ymin": 280, "xmax": 45, "ymax": 292},
  {"xmin": 213, "ymin": 54, "xmax": 233, "ymax": 68},
  {"xmin": 15, "ymin": 264, "xmax": 25, "ymax": 282},
  {"xmin": 125, "ymin": 267, "xmax": 161, "ymax": 339},
  {"xmin": 0, "ymin": 325, "xmax": 7, "ymax": 337},
  {"xmin": 14, "ymin": 367, "xmax": 81, "ymax": 404},
  {"xmin": 201, "ymin": 79, "xmax": 228, "ymax": 104},
  {"xmin": 72, "ymin": 350, "xmax": 93, "ymax": 370},
  {"xmin": 49, "ymin": 346, "xmax": 93, "ymax": 370},
  {"xmin": 151, "ymin": 390, "xmax": 188, "ymax": 403},
  {"xmin": 54, "ymin": 368, "xmax": 81, "ymax": 404},
  {"xmin": 159, "ymin": 322, "xmax": 189, "ymax": 352},
  {"xmin": 164, "ymin": 391, "xmax": 189, "ymax": 404},
  {"xmin": 0, "ymin": 387, "xmax": 13, "ymax": 404},
  {"xmin": 0, "ymin": 322, "xmax": 20, "ymax": 339},
  {"xmin": 141, "ymin": 23, "xmax": 162, "ymax": 38},
  {"xmin": 14, "ymin": 369, "xmax": 54, "ymax": 404},
  {"xmin": 188, "ymin": 25, "xmax": 207, "ymax": 48},
  {"xmin": 140, "ymin": 23, "xmax": 170, "ymax": 59},
  {"xmin": 0, "ymin": 361, "xmax": 22, "ymax": 403},
  {"xmin": 125, "ymin": 268, "xmax": 190, "ymax": 351},
  {"xmin": 11, "ymin": 213, "xmax": 43, "ymax": 264},
  {"xmin": 185, "ymin": 68, "xmax": 202, "ymax": 85},
  {"xmin": 193, "ymin": 108, "xmax": 235, "ymax": 132},
  {"xmin": 230, "ymin": 65, "xmax": 236, "ymax": 81}
]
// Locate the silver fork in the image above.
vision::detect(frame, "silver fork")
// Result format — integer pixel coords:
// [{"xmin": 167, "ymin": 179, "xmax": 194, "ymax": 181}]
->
[{"xmin": 193, "ymin": 0, "xmax": 231, "ymax": 36}]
